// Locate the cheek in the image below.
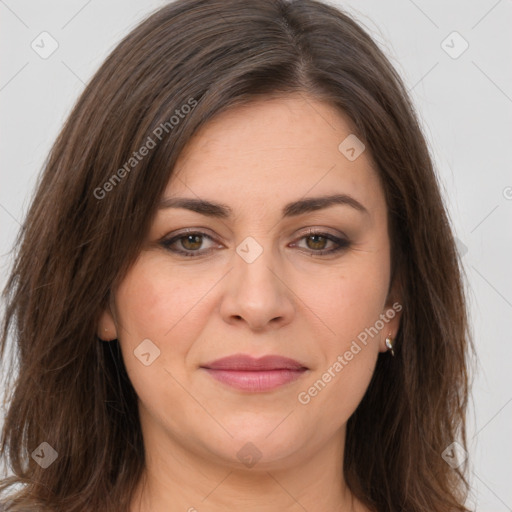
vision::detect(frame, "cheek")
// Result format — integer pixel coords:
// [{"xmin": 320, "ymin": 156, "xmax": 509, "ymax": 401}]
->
[
  {"xmin": 292, "ymin": 252, "xmax": 388, "ymax": 423},
  {"xmin": 297, "ymin": 256, "xmax": 390, "ymax": 345},
  {"xmin": 112, "ymin": 255, "xmax": 210, "ymax": 418},
  {"xmin": 113, "ymin": 252, "xmax": 227, "ymax": 399},
  {"xmin": 114, "ymin": 253, "xmax": 212, "ymax": 342}
]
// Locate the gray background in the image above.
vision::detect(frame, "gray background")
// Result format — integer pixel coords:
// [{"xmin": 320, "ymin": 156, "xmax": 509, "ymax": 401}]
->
[{"xmin": 1, "ymin": 0, "xmax": 511, "ymax": 509}]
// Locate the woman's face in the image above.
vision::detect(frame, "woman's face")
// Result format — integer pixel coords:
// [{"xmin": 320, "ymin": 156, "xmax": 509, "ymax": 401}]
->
[{"xmin": 99, "ymin": 94, "xmax": 401, "ymax": 471}]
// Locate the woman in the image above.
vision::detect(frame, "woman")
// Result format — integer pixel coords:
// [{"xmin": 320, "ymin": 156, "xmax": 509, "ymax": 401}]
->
[{"xmin": 0, "ymin": 0, "xmax": 474, "ymax": 510}]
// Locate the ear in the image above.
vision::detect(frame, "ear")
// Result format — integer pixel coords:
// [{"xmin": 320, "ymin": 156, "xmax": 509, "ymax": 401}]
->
[
  {"xmin": 97, "ymin": 299, "xmax": 118, "ymax": 341},
  {"xmin": 379, "ymin": 271, "xmax": 404, "ymax": 353}
]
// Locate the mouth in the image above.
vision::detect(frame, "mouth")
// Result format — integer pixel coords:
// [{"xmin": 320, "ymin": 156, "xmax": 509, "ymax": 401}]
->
[{"xmin": 200, "ymin": 354, "xmax": 309, "ymax": 392}]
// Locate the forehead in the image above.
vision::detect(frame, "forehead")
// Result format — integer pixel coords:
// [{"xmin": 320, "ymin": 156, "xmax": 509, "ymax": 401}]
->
[{"xmin": 166, "ymin": 95, "xmax": 385, "ymax": 218}]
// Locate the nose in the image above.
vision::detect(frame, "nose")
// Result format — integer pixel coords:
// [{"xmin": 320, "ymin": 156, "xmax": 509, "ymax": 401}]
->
[{"xmin": 219, "ymin": 241, "xmax": 295, "ymax": 332}]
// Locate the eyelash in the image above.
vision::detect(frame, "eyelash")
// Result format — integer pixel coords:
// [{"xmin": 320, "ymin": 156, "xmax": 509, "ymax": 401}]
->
[{"xmin": 160, "ymin": 228, "xmax": 350, "ymax": 258}]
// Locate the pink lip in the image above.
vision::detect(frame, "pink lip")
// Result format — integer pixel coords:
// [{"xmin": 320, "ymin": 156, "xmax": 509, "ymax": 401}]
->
[{"xmin": 200, "ymin": 354, "xmax": 308, "ymax": 392}]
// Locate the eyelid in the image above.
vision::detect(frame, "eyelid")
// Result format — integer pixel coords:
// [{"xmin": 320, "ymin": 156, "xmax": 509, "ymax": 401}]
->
[{"xmin": 293, "ymin": 226, "xmax": 348, "ymax": 241}]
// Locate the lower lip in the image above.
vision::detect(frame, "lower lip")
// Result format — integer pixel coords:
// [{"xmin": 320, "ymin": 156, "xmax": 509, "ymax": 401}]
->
[{"xmin": 202, "ymin": 368, "xmax": 307, "ymax": 392}]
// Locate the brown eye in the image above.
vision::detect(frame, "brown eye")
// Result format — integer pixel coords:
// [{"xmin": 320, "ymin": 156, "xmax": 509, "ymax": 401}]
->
[
  {"xmin": 305, "ymin": 234, "xmax": 329, "ymax": 251},
  {"xmin": 180, "ymin": 234, "xmax": 203, "ymax": 251},
  {"xmin": 292, "ymin": 230, "xmax": 350, "ymax": 256},
  {"xmin": 160, "ymin": 231, "xmax": 219, "ymax": 257}
]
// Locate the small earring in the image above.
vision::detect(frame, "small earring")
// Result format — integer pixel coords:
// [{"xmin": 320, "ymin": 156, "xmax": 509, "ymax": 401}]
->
[{"xmin": 385, "ymin": 335, "xmax": 395, "ymax": 356}]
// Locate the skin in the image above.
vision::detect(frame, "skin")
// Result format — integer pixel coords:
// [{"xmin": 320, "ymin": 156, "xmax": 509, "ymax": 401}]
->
[{"xmin": 98, "ymin": 94, "xmax": 402, "ymax": 512}]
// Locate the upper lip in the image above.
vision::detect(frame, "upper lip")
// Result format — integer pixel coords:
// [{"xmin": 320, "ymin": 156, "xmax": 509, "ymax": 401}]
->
[{"xmin": 200, "ymin": 354, "xmax": 308, "ymax": 371}]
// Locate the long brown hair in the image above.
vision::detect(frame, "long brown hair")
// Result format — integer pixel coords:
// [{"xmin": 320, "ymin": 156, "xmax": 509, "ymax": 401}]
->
[{"xmin": 0, "ymin": 1, "xmax": 474, "ymax": 510}]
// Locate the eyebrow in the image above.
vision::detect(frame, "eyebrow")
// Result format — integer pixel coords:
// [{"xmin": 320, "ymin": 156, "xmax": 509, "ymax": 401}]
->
[{"xmin": 158, "ymin": 193, "xmax": 369, "ymax": 218}]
